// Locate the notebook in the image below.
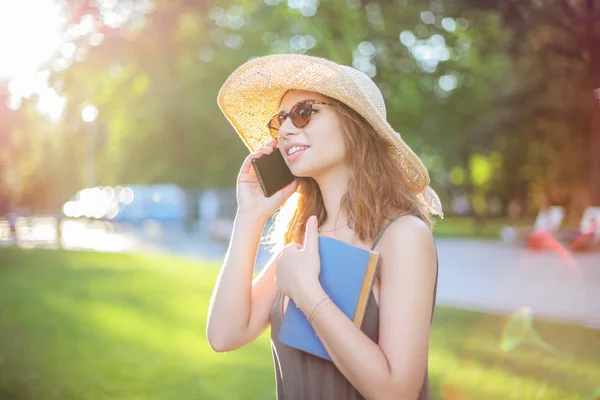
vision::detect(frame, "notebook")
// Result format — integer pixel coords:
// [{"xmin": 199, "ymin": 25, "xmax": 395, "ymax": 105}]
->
[{"xmin": 278, "ymin": 235, "xmax": 380, "ymax": 360}]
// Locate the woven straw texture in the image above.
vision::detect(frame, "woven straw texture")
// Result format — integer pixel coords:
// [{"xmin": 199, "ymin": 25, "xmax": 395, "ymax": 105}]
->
[{"xmin": 217, "ymin": 53, "xmax": 432, "ymax": 197}]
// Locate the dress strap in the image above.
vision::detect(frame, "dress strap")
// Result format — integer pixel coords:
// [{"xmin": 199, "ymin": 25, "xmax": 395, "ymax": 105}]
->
[
  {"xmin": 369, "ymin": 212, "xmax": 411, "ymax": 292},
  {"xmin": 370, "ymin": 212, "xmax": 411, "ymax": 250}
]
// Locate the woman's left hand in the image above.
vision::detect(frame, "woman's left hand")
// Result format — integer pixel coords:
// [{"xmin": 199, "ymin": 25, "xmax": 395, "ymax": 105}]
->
[{"xmin": 275, "ymin": 215, "xmax": 323, "ymax": 307}]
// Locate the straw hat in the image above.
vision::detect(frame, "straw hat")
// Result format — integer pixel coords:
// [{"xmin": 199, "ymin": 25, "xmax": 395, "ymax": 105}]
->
[{"xmin": 217, "ymin": 53, "xmax": 443, "ymax": 218}]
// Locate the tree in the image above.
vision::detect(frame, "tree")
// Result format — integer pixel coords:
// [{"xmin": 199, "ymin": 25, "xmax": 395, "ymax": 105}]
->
[
  {"xmin": 7, "ymin": 0, "xmax": 582, "ymax": 218},
  {"xmin": 457, "ymin": 0, "xmax": 600, "ymax": 208}
]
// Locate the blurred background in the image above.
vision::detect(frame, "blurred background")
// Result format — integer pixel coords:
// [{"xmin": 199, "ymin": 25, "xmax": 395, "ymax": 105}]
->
[{"xmin": 1, "ymin": 0, "xmax": 599, "ymax": 399}]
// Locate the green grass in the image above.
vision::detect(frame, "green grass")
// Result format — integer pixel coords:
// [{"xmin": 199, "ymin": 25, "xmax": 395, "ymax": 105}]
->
[
  {"xmin": 0, "ymin": 248, "xmax": 598, "ymax": 400},
  {"xmin": 431, "ymin": 215, "xmax": 583, "ymax": 239},
  {"xmin": 432, "ymin": 217, "xmax": 534, "ymax": 239}
]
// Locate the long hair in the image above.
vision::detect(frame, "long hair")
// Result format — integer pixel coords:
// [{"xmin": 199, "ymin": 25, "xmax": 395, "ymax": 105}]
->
[{"xmin": 263, "ymin": 96, "xmax": 434, "ymax": 254}]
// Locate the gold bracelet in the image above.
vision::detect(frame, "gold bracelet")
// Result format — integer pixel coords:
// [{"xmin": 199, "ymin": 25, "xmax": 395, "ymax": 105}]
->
[{"xmin": 308, "ymin": 296, "xmax": 333, "ymax": 324}]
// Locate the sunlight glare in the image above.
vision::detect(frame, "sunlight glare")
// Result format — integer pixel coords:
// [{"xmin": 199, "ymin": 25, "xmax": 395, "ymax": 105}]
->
[
  {"xmin": 38, "ymin": 87, "xmax": 66, "ymax": 123},
  {"xmin": 0, "ymin": 0, "xmax": 66, "ymax": 79}
]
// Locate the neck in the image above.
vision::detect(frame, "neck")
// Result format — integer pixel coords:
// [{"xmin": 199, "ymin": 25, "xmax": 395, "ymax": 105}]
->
[{"xmin": 313, "ymin": 164, "xmax": 352, "ymax": 231}]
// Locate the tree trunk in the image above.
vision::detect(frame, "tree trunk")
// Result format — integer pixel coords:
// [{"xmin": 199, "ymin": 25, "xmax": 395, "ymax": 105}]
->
[{"xmin": 587, "ymin": 0, "xmax": 600, "ymax": 205}]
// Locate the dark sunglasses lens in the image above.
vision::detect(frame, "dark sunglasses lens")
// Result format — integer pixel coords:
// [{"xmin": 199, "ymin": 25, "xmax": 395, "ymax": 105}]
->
[{"xmin": 291, "ymin": 101, "xmax": 312, "ymax": 127}]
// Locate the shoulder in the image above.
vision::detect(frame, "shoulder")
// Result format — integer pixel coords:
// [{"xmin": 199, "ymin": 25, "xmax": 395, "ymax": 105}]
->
[
  {"xmin": 378, "ymin": 214, "xmax": 434, "ymax": 249},
  {"xmin": 376, "ymin": 214, "xmax": 437, "ymax": 274}
]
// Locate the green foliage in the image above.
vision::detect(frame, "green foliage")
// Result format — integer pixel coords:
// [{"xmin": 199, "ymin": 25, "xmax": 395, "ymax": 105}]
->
[{"xmin": 3, "ymin": 0, "xmax": 599, "ymax": 212}]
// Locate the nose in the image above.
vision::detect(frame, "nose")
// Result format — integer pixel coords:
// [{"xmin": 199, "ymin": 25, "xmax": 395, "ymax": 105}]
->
[{"xmin": 278, "ymin": 116, "xmax": 301, "ymax": 140}]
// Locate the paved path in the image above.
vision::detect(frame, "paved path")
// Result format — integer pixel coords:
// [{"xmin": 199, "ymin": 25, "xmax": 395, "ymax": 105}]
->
[
  {"xmin": 2, "ymin": 218, "xmax": 599, "ymax": 328},
  {"xmin": 433, "ymin": 238, "xmax": 600, "ymax": 329}
]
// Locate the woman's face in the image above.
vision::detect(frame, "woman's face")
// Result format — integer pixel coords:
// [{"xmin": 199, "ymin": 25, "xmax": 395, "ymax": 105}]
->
[{"xmin": 276, "ymin": 90, "xmax": 348, "ymax": 177}]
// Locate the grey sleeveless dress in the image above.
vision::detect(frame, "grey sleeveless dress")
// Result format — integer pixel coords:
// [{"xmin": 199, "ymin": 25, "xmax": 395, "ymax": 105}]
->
[{"xmin": 269, "ymin": 214, "xmax": 439, "ymax": 399}]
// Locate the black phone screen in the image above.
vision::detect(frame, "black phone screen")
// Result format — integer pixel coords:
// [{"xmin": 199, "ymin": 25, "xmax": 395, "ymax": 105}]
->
[{"xmin": 251, "ymin": 149, "xmax": 296, "ymax": 198}]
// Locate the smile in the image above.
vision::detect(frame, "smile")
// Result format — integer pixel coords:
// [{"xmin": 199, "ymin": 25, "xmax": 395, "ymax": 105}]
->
[
  {"xmin": 286, "ymin": 146, "xmax": 309, "ymax": 162},
  {"xmin": 287, "ymin": 146, "xmax": 309, "ymax": 156}
]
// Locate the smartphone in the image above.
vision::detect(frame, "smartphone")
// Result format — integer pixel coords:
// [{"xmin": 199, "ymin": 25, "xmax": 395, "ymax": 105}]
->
[{"xmin": 251, "ymin": 148, "xmax": 296, "ymax": 198}]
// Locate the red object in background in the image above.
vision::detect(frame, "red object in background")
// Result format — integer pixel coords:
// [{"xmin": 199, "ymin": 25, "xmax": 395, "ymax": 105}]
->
[
  {"xmin": 570, "ymin": 219, "xmax": 598, "ymax": 251},
  {"xmin": 526, "ymin": 231, "xmax": 555, "ymax": 250}
]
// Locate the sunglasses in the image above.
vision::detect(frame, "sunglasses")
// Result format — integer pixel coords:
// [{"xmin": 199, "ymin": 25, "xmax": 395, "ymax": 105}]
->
[{"xmin": 267, "ymin": 99, "xmax": 333, "ymax": 139}]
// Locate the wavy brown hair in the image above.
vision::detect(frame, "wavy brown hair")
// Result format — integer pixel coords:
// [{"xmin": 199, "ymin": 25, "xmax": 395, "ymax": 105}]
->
[{"xmin": 263, "ymin": 96, "xmax": 434, "ymax": 254}]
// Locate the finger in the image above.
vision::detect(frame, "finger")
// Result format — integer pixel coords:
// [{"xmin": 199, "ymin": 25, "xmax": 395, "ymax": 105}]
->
[
  {"xmin": 240, "ymin": 156, "xmax": 255, "ymax": 175},
  {"xmin": 240, "ymin": 147, "xmax": 274, "ymax": 174},
  {"xmin": 266, "ymin": 139, "xmax": 279, "ymax": 150},
  {"xmin": 254, "ymin": 145, "xmax": 275, "ymax": 155},
  {"xmin": 284, "ymin": 242, "xmax": 302, "ymax": 250},
  {"xmin": 302, "ymin": 215, "xmax": 319, "ymax": 252},
  {"xmin": 269, "ymin": 178, "xmax": 298, "ymax": 200},
  {"xmin": 280, "ymin": 179, "xmax": 299, "ymax": 198}
]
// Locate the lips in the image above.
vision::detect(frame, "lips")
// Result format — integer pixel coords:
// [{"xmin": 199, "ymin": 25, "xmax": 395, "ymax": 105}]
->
[
  {"xmin": 284, "ymin": 142, "xmax": 310, "ymax": 154},
  {"xmin": 284, "ymin": 142, "xmax": 310, "ymax": 162},
  {"xmin": 287, "ymin": 147, "xmax": 307, "ymax": 162}
]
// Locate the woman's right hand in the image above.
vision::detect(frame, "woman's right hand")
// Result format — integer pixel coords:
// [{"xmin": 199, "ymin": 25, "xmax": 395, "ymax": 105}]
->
[{"xmin": 236, "ymin": 139, "xmax": 299, "ymax": 219}]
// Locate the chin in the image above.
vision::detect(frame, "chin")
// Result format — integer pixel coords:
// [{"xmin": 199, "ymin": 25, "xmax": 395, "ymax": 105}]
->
[
  {"xmin": 290, "ymin": 166, "xmax": 315, "ymax": 178},
  {"xmin": 290, "ymin": 162, "xmax": 330, "ymax": 179},
  {"xmin": 288, "ymin": 152, "xmax": 345, "ymax": 178},
  {"xmin": 289, "ymin": 160, "xmax": 318, "ymax": 178}
]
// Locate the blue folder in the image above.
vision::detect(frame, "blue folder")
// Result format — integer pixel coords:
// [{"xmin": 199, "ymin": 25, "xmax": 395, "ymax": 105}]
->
[{"xmin": 278, "ymin": 235, "xmax": 380, "ymax": 360}]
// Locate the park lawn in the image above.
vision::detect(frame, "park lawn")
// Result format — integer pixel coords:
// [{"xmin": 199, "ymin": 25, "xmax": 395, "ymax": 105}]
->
[
  {"xmin": 431, "ymin": 216, "xmax": 582, "ymax": 239},
  {"xmin": 431, "ymin": 217, "xmax": 530, "ymax": 239},
  {"xmin": 0, "ymin": 248, "xmax": 598, "ymax": 400}
]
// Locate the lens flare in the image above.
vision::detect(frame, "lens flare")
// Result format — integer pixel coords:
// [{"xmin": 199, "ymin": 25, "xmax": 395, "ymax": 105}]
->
[{"xmin": 501, "ymin": 306, "xmax": 557, "ymax": 354}]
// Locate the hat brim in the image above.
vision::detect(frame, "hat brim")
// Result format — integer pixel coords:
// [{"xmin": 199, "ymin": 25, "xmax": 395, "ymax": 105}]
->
[{"xmin": 217, "ymin": 54, "xmax": 430, "ymax": 194}]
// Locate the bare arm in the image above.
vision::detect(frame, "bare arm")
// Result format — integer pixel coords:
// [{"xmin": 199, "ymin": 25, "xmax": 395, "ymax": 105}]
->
[
  {"xmin": 206, "ymin": 212, "xmax": 281, "ymax": 352},
  {"xmin": 205, "ymin": 140, "xmax": 298, "ymax": 352}
]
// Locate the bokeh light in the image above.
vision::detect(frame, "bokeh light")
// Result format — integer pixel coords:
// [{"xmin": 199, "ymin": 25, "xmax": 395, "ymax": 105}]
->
[
  {"xmin": 0, "ymin": 0, "xmax": 66, "ymax": 79},
  {"xmin": 81, "ymin": 103, "xmax": 99, "ymax": 123}
]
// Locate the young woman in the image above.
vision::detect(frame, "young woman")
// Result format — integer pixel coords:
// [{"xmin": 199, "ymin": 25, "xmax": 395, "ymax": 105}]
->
[{"xmin": 207, "ymin": 54, "xmax": 443, "ymax": 400}]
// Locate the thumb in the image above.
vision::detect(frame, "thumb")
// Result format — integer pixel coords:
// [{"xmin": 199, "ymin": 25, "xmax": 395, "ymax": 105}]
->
[{"xmin": 303, "ymin": 215, "xmax": 319, "ymax": 252}]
